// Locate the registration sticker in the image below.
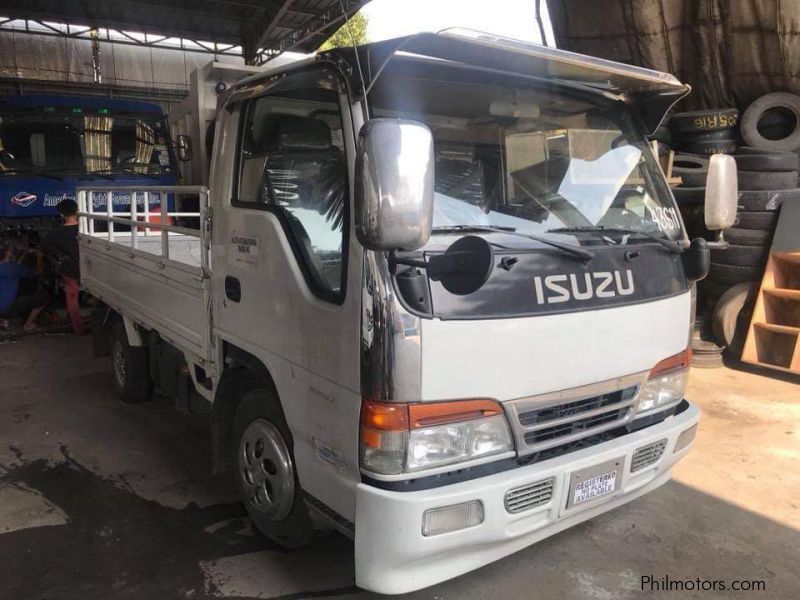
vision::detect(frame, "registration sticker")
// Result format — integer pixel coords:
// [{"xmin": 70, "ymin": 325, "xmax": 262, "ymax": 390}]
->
[{"xmin": 566, "ymin": 457, "xmax": 623, "ymax": 509}]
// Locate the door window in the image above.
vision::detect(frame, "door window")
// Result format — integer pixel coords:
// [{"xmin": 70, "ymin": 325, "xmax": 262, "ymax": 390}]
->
[{"xmin": 235, "ymin": 88, "xmax": 348, "ymax": 303}]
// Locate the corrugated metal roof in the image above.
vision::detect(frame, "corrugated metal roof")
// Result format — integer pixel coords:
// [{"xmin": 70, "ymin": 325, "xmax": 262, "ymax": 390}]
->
[{"xmin": 0, "ymin": 0, "xmax": 368, "ymax": 61}]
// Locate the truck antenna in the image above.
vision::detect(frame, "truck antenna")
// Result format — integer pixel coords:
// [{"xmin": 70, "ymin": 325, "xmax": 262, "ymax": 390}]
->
[{"xmin": 337, "ymin": 0, "xmax": 369, "ymax": 113}]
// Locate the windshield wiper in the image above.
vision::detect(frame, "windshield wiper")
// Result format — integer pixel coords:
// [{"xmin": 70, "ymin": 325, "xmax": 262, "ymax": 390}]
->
[
  {"xmin": 546, "ymin": 226, "xmax": 683, "ymax": 254},
  {"xmin": 432, "ymin": 225, "xmax": 595, "ymax": 261}
]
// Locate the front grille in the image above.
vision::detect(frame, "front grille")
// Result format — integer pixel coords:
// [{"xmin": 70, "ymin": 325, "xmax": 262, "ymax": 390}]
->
[
  {"xmin": 523, "ymin": 408, "xmax": 628, "ymax": 445},
  {"xmin": 518, "ymin": 393, "xmax": 628, "ymax": 427},
  {"xmin": 508, "ymin": 375, "xmax": 646, "ymax": 462},
  {"xmin": 504, "ymin": 478, "xmax": 554, "ymax": 514},
  {"xmin": 631, "ymin": 439, "xmax": 668, "ymax": 472}
]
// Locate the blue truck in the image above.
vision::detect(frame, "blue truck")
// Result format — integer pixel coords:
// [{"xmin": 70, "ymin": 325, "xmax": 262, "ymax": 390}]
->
[{"xmin": 0, "ymin": 95, "xmax": 177, "ymax": 232}]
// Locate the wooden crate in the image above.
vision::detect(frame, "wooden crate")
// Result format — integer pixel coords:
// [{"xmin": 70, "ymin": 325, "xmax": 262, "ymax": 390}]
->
[{"xmin": 741, "ymin": 202, "xmax": 800, "ymax": 374}]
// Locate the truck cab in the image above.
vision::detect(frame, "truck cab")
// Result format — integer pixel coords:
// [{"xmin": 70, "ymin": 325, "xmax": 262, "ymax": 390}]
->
[
  {"xmin": 0, "ymin": 95, "xmax": 177, "ymax": 234},
  {"xmin": 78, "ymin": 31, "xmax": 737, "ymax": 594}
]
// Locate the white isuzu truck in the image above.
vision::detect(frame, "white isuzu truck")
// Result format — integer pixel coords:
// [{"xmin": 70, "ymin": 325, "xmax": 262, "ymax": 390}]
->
[{"xmin": 76, "ymin": 32, "xmax": 737, "ymax": 594}]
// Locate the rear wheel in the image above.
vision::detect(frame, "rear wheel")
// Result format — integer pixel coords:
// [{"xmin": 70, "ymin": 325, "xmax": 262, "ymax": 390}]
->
[
  {"xmin": 232, "ymin": 389, "xmax": 314, "ymax": 548},
  {"xmin": 110, "ymin": 323, "xmax": 152, "ymax": 403}
]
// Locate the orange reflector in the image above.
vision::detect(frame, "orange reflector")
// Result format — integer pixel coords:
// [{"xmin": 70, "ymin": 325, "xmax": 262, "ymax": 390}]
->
[
  {"xmin": 409, "ymin": 399, "xmax": 503, "ymax": 429},
  {"xmin": 361, "ymin": 400, "xmax": 409, "ymax": 431},
  {"xmin": 650, "ymin": 348, "xmax": 692, "ymax": 379},
  {"xmin": 361, "ymin": 399, "xmax": 504, "ymax": 433}
]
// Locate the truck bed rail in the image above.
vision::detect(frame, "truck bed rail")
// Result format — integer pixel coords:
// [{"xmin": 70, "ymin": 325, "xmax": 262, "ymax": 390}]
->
[{"xmin": 77, "ymin": 186, "xmax": 214, "ymax": 370}]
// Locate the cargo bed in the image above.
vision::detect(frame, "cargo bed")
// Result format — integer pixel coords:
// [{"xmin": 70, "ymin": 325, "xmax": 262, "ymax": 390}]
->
[{"xmin": 77, "ymin": 186, "xmax": 213, "ymax": 368}]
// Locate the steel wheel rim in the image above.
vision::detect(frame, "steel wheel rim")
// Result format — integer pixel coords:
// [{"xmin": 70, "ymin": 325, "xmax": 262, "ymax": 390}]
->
[
  {"xmin": 238, "ymin": 418, "xmax": 295, "ymax": 520},
  {"xmin": 112, "ymin": 339, "xmax": 127, "ymax": 389}
]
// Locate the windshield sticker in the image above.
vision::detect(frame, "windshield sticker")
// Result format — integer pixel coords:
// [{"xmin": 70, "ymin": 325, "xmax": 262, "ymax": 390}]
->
[
  {"xmin": 649, "ymin": 205, "xmax": 681, "ymax": 232},
  {"xmin": 10, "ymin": 191, "xmax": 37, "ymax": 207},
  {"xmin": 155, "ymin": 145, "xmax": 170, "ymax": 167}
]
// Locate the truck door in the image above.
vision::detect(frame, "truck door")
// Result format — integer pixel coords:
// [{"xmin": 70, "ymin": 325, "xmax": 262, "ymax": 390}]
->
[{"xmin": 213, "ymin": 72, "xmax": 362, "ymax": 521}]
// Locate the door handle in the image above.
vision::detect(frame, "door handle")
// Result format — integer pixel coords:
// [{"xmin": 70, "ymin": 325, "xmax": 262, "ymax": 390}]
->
[{"xmin": 225, "ymin": 276, "xmax": 242, "ymax": 302}]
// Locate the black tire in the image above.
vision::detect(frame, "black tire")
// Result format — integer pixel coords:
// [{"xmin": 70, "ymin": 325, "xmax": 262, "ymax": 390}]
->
[
  {"xmin": 734, "ymin": 149, "xmax": 800, "ymax": 172},
  {"xmin": 724, "ymin": 227, "xmax": 773, "ymax": 246},
  {"xmin": 679, "ymin": 138, "xmax": 738, "ymax": 155},
  {"xmin": 672, "ymin": 154, "xmax": 709, "ymax": 187},
  {"xmin": 698, "ymin": 278, "xmax": 731, "ymax": 304},
  {"xmin": 711, "ymin": 244, "xmax": 769, "ymax": 267},
  {"xmin": 91, "ymin": 307, "xmax": 111, "ymax": 357},
  {"xmin": 673, "ymin": 128, "xmax": 738, "ymax": 143},
  {"xmin": 110, "ymin": 323, "xmax": 152, "ymax": 403},
  {"xmin": 741, "ymin": 92, "xmax": 800, "ymax": 151},
  {"xmin": 669, "ymin": 108, "xmax": 739, "ymax": 134},
  {"xmin": 734, "ymin": 210, "xmax": 779, "ymax": 230},
  {"xmin": 672, "ymin": 186, "xmax": 706, "ymax": 206},
  {"xmin": 712, "ymin": 282, "xmax": 756, "ymax": 355},
  {"xmin": 737, "ymin": 169, "xmax": 798, "ymax": 191},
  {"xmin": 232, "ymin": 388, "xmax": 315, "ymax": 549},
  {"xmin": 737, "ymin": 189, "xmax": 800, "ymax": 211},
  {"xmin": 709, "ymin": 262, "xmax": 763, "ymax": 285}
]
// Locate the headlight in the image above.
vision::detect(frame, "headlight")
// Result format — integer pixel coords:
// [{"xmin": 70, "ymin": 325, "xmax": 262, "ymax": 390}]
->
[
  {"xmin": 361, "ymin": 399, "xmax": 513, "ymax": 475},
  {"xmin": 636, "ymin": 349, "xmax": 691, "ymax": 415}
]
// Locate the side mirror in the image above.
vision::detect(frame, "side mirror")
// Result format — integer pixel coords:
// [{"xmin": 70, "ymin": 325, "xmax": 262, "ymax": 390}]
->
[
  {"xmin": 176, "ymin": 135, "xmax": 193, "ymax": 162},
  {"xmin": 682, "ymin": 237, "xmax": 710, "ymax": 282},
  {"xmin": 704, "ymin": 153, "xmax": 738, "ymax": 231},
  {"xmin": 355, "ymin": 119, "xmax": 435, "ymax": 251}
]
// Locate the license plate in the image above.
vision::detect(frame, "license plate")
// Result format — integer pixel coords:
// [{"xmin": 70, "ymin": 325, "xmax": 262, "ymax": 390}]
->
[{"xmin": 567, "ymin": 458, "xmax": 623, "ymax": 509}]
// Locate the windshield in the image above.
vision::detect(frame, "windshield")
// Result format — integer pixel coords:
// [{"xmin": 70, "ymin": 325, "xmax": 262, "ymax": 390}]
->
[
  {"xmin": 369, "ymin": 62, "xmax": 684, "ymax": 244},
  {"xmin": 0, "ymin": 108, "xmax": 174, "ymax": 177}
]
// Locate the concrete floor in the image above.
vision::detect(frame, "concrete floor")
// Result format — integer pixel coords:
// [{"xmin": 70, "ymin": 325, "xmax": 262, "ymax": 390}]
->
[{"xmin": 1, "ymin": 335, "xmax": 798, "ymax": 600}]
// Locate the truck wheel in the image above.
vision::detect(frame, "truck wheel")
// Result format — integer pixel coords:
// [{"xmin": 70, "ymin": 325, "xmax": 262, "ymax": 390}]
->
[
  {"xmin": 110, "ymin": 323, "xmax": 152, "ymax": 403},
  {"xmin": 232, "ymin": 389, "xmax": 314, "ymax": 549}
]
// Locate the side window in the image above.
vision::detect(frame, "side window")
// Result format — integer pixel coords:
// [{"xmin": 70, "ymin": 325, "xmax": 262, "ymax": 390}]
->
[{"xmin": 236, "ymin": 88, "xmax": 348, "ymax": 303}]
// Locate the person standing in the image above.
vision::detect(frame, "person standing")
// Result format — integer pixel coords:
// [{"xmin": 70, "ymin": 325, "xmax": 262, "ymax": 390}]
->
[{"xmin": 43, "ymin": 199, "xmax": 85, "ymax": 335}]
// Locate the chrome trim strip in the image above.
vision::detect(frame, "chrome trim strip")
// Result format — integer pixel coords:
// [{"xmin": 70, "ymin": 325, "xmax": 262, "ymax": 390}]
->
[{"xmin": 360, "ymin": 249, "xmax": 422, "ymax": 403}]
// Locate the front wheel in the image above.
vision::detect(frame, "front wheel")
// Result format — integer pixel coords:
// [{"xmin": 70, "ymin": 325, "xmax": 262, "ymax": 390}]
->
[{"xmin": 232, "ymin": 389, "xmax": 314, "ymax": 548}]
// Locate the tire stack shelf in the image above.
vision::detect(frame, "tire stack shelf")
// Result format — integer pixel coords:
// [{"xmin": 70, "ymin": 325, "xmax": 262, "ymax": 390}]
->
[{"xmin": 741, "ymin": 202, "xmax": 800, "ymax": 374}]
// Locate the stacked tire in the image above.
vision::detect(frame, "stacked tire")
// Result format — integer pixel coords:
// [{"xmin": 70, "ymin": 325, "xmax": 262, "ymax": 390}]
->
[
  {"xmin": 708, "ymin": 147, "xmax": 800, "ymax": 289},
  {"xmin": 668, "ymin": 108, "xmax": 740, "ymax": 155},
  {"xmin": 670, "ymin": 154, "xmax": 708, "ymax": 234},
  {"xmin": 705, "ymin": 92, "xmax": 800, "ymax": 356},
  {"xmin": 667, "ymin": 108, "xmax": 739, "ymax": 221}
]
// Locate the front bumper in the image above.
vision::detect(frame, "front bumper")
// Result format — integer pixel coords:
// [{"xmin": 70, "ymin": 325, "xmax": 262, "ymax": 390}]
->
[{"xmin": 354, "ymin": 400, "xmax": 700, "ymax": 594}]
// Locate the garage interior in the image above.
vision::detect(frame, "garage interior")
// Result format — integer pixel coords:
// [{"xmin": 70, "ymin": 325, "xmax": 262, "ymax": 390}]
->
[{"xmin": 1, "ymin": 1, "xmax": 799, "ymax": 599}]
